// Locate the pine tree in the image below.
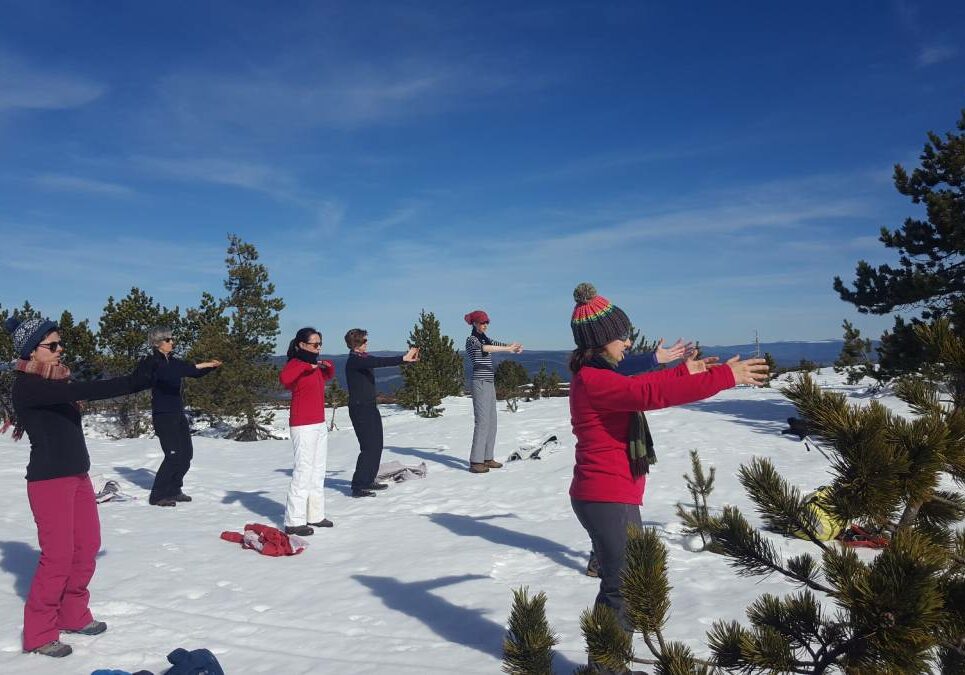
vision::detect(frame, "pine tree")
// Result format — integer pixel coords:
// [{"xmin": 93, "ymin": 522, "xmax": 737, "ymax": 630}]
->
[
  {"xmin": 833, "ymin": 319, "xmax": 873, "ymax": 385},
  {"xmin": 57, "ymin": 310, "xmax": 100, "ymax": 380},
  {"xmin": 496, "ymin": 360, "xmax": 529, "ymax": 412},
  {"xmin": 326, "ymin": 378, "xmax": 348, "ymax": 431},
  {"xmin": 529, "ymin": 364, "xmax": 549, "ymax": 401},
  {"xmin": 98, "ymin": 288, "xmax": 181, "ymax": 437},
  {"xmin": 762, "ymin": 352, "xmax": 777, "ymax": 388},
  {"xmin": 675, "ymin": 450, "xmax": 721, "ymax": 552},
  {"xmin": 183, "ymin": 291, "xmax": 234, "ymax": 425},
  {"xmin": 396, "ymin": 310, "xmax": 462, "ymax": 418},
  {"xmin": 628, "ymin": 325, "xmax": 659, "ymax": 355},
  {"xmin": 545, "ymin": 370, "xmax": 563, "ymax": 398},
  {"xmin": 189, "ymin": 235, "xmax": 285, "ymax": 441},
  {"xmin": 834, "ymin": 109, "xmax": 965, "ymax": 379}
]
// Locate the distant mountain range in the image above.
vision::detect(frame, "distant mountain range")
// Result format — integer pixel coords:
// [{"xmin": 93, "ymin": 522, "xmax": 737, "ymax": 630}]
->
[{"xmin": 274, "ymin": 340, "xmax": 864, "ymax": 394}]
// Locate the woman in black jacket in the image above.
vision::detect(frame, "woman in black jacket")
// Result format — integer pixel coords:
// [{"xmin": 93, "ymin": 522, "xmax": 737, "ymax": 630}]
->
[
  {"xmin": 143, "ymin": 326, "xmax": 221, "ymax": 507},
  {"xmin": 4, "ymin": 315, "xmax": 156, "ymax": 658},
  {"xmin": 344, "ymin": 328, "xmax": 418, "ymax": 497}
]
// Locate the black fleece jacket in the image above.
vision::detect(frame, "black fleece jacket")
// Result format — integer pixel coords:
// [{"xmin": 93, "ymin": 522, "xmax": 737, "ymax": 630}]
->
[{"xmin": 13, "ymin": 361, "xmax": 156, "ymax": 481}]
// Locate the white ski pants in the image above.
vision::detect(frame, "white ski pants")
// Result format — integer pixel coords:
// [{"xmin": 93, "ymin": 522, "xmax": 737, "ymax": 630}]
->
[{"xmin": 284, "ymin": 423, "xmax": 329, "ymax": 527}]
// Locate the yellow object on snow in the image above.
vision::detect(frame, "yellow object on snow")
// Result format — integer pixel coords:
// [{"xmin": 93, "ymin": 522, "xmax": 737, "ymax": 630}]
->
[{"xmin": 794, "ymin": 486, "xmax": 846, "ymax": 542}]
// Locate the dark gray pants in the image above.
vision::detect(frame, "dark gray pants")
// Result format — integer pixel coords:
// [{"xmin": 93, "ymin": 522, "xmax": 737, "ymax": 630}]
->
[
  {"xmin": 571, "ymin": 498, "xmax": 642, "ymax": 634},
  {"xmin": 469, "ymin": 379, "xmax": 497, "ymax": 463}
]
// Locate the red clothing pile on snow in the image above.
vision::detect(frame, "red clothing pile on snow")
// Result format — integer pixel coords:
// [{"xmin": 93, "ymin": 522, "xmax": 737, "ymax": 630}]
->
[
  {"xmin": 220, "ymin": 523, "xmax": 306, "ymax": 556},
  {"xmin": 569, "ymin": 362, "xmax": 735, "ymax": 505},
  {"xmin": 279, "ymin": 359, "xmax": 335, "ymax": 426}
]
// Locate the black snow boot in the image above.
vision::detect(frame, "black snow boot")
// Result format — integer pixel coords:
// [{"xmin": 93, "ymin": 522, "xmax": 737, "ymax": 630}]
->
[
  {"xmin": 284, "ymin": 525, "xmax": 314, "ymax": 536},
  {"xmin": 352, "ymin": 488, "xmax": 376, "ymax": 498}
]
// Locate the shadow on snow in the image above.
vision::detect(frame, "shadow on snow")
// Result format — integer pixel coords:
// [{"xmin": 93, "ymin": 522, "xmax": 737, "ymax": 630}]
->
[
  {"xmin": 427, "ymin": 513, "xmax": 585, "ymax": 574},
  {"xmin": 385, "ymin": 446, "xmax": 468, "ymax": 471}
]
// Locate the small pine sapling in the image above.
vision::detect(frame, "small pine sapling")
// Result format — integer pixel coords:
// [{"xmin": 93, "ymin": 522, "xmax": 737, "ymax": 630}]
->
[{"xmin": 675, "ymin": 450, "xmax": 721, "ymax": 552}]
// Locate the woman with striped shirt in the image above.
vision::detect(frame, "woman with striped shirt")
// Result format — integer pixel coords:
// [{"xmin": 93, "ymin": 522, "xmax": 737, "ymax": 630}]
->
[{"xmin": 464, "ymin": 310, "xmax": 523, "ymax": 473}]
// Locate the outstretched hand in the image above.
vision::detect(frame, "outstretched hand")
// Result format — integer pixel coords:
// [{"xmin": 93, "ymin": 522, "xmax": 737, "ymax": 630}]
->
[
  {"xmin": 684, "ymin": 353, "xmax": 719, "ymax": 374},
  {"xmin": 655, "ymin": 338, "xmax": 693, "ymax": 364},
  {"xmin": 726, "ymin": 355, "xmax": 769, "ymax": 386},
  {"xmin": 403, "ymin": 347, "xmax": 420, "ymax": 363},
  {"xmin": 198, "ymin": 359, "xmax": 223, "ymax": 369},
  {"xmin": 509, "ymin": 342, "xmax": 524, "ymax": 354}
]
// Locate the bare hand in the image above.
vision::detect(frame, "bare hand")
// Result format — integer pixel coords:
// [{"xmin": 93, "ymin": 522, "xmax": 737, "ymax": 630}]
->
[
  {"xmin": 655, "ymin": 338, "xmax": 693, "ymax": 364},
  {"xmin": 726, "ymin": 356, "xmax": 769, "ymax": 386},
  {"xmin": 403, "ymin": 347, "xmax": 420, "ymax": 363},
  {"xmin": 684, "ymin": 353, "xmax": 719, "ymax": 374},
  {"xmin": 198, "ymin": 360, "xmax": 223, "ymax": 369},
  {"xmin": 509, "ymin": 342, "xmax": 523, "ymax": 354}
]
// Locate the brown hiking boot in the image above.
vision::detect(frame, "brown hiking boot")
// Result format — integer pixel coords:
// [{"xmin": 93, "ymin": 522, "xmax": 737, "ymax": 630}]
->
[
  {"xmin": 469, "ymin": 463, "xmax": 490, "ymax": 473},
  {"xmin": 25, "ymin": 640, "xmax": 72, "ymax": 657},
  {"xmin": 64, "ymin": 620, "xmax": 107, "ymax": 635},
  {"xmin": 484, "ymin": 459, "xmax": 503, "ymax": 469}
]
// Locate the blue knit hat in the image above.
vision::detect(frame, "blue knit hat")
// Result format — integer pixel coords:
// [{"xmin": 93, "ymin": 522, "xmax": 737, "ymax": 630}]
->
[{"xmin": 3, "ymin": 316, "xmax": 59, "ymax": 359}]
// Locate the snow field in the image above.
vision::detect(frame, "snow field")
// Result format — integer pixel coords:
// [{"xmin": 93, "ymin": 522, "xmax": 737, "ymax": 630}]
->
[{"xmin": 0, "ymin": 371, "xmax": 884, "ymax": 674}]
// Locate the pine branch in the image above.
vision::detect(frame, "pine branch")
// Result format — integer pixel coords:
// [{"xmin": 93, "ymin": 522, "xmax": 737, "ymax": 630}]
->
[
  {"xmin": 738, "ymin": 457, "xmax": 833, "ymax": 552},
  {"xmin": 580, "ymin": 604, "xmax": 633, "ymax": 672},
  {"xmin": 710, "ymin": 507, "xmax": 835, "ymax": 595},
  {"xmin": 502, "ymin": 587, "xmax": 558, "ymax": 675}
]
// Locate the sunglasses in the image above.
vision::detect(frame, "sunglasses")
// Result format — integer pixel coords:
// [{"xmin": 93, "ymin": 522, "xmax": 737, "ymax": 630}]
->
[
  {"xmin": 37, "ymin": 341, "xmax": 64, "ymax": 351},
  {"xmin": 161, "ymin": 337, "xmax": 175, "ymax": 343},
  {"xmin": 304, "ymin": 341, "xmax": 322, "ymax": 348}
]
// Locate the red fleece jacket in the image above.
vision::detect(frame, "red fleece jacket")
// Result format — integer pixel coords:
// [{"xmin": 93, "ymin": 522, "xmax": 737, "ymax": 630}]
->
[
  {"xmin": 279, "ymin": 359, "xmax": 335, "ymax": 426},
  {"xmin": 569, "ymin": 362, "xmax": 736, "ymax": 505}
]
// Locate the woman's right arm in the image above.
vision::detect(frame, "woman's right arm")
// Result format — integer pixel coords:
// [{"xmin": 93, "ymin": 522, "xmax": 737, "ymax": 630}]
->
[
  {"xmin": 18, "ymin": 360, "xmax": 156, "ymax": 406},
  {"xmin": 588, "ymin": 357, "xmax": 767, "ymax": 412}
]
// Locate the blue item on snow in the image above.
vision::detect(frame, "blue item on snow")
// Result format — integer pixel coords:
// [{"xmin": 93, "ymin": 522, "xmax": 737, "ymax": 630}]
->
[{"xmin": 164, "ymin": 648, "xmax": 225, "ymax": 675}]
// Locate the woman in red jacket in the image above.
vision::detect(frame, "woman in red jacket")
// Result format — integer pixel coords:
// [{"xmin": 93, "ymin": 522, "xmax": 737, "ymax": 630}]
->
[
  {"xmin": 279, "ymin": 327, "xmax": 335, "ymax": 536},
  {"xmin": 567, "ymin": 283, "xmax": 767, "ymax": 651}
]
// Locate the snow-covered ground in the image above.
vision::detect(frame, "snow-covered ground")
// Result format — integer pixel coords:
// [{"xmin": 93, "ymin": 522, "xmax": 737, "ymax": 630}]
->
[{"xmin": 0, "ymin": 371, "xmax": 894, "ymax": 674}]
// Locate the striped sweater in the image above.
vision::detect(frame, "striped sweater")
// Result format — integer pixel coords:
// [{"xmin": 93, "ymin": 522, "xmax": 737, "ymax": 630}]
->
[{"xmin": 465, "ymin": 334, "xmax": 508, "ymax": 382}]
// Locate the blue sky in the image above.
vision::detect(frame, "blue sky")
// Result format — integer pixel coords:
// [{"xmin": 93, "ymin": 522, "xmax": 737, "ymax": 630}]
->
[{"xmin": 0, "ymin": 1, "xmax": 963, "ymax": 351}]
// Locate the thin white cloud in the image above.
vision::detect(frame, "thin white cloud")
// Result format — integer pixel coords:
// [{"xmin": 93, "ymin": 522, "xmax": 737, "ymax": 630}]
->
[
  {"xmin": 133, "ymin": 156, "xmax": 297, "ymax": 198},
  {"xmin": 32, "ymin": 174, "xmax": 136, "ymax": 198},
  {"xmin": 152, "ymin": 57, "xmax": 526, "ymax": 135},
  {"xmin": 917, "ymin": 45, "xmax": 957, "ymax": 66},
  {"xmin": 0, "ymin": 54, "xmax": 106, "ymax": 111}
]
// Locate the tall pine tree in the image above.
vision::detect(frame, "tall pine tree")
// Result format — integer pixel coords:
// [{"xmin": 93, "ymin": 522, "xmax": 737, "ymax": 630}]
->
[
  {"xmin": 835, "ymin": 109, "xmax": 965, "ymax": 379},
  {"xmin": 187, "ymin": 235, "xmax": 285, "ymax": 441},
  {"xmin": 396, "ymin": 310, "xmax": 462, "ymax": 418}
]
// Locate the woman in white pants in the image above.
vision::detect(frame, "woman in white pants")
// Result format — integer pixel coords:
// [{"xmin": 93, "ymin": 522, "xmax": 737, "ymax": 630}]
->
[{"xmin": 279, "ymin": 327, "xmax": 335, "ymax": 536}]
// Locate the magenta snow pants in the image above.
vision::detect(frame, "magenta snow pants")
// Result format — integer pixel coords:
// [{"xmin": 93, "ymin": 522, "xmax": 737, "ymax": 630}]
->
[{"xmin": 23, "ymin": 474, "xmax": 100, "ymax": 651}]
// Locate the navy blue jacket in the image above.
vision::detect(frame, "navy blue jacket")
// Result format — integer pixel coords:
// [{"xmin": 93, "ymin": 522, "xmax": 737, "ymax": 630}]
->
[
  {"xmin": 145, "ymin": 351, "xmax": 215, "ymax": 414},
  {"xmin": 615, "ymin": 351, "xmax": 659, "ymax": 376},
  {"xmin": 345, "ymin": 352, "xmax": 404, "ymax": 407}
]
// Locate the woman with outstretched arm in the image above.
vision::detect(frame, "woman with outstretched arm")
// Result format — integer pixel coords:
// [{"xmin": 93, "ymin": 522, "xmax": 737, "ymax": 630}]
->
[
  {"xmin": 343, "ymin": 328, "xmax": 419, "ymax": 497},
  {"xmin": 566, "ymin": 283, "xmax": 767, "ymax": 671},
  {"xmin": 464, "ymin": 310, "xmax": 523, "ymax": 474},
  {"xmin": 4, "ymin": 315, "xmax": 156, "ymax": 658},
  {"xmin": 143, "ymin": 326, "xmax": 221, "ymax": 507}
]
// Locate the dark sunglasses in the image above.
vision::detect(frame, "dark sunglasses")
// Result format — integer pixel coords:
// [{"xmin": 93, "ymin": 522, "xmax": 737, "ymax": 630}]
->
[
  {"xmin": 161, "ymin": 337, "xmax": 175, "ymax": 343},
  {"xmin": 304, "ymin": 341, "xmax": 322, "ymax": 348},
  {"xmin": 37, "ymin": 341, "xmax": 64, "ymax": 351},
  {"xmin": 362, "ymin": 339, "xmax": 368, "ymax": 344}
]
